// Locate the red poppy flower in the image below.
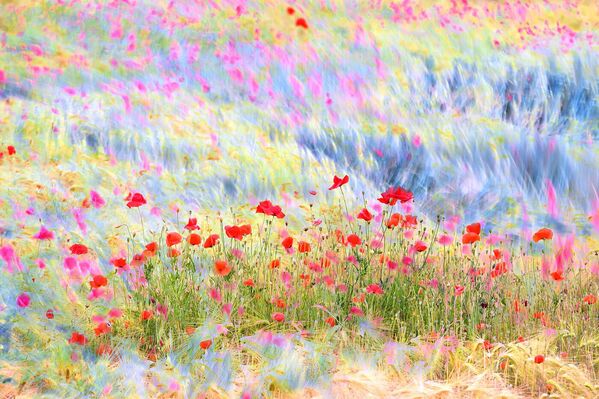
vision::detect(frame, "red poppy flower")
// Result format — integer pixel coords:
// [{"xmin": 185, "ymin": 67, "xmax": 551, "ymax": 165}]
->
[
  {"xmin": 167, "ymin": 248, "xmax": 180, "ymax": 257},
  {"xmin": 466, "ymin": 222, "xmax": 481, "ymax": 235},
  {"xmin": 125, "ymin": 192, "xmax": 147, "ymax": 208},
  {"xmin": 274, "ymin": 298, "xmax": 286, "ymax": 308},
  {"xmin": 533, "ymin": 312, "xmax": 545, "ymax": 320},
  {"xmin": 414, "ymin": 241, "xmax": 427, "ymax": 252},
  {"xmin": 282, "ymin": 236, "xmax": 293, "ymax": 249},
  {"xmin": 325, "ymin": 317, "xmax": 336, "ymax": 327},
  {"xmin": 272, "ymin": 312, "xmax": 285, "ymax": 322},
  {"xmin": 550, "ymin": 271, "xmax": 564, "ymax": 281},
  {"xmin": 347, "ymin": 234, "xmax": 361, "ymax": 247},
  {"xmin": 185, "ymin": 326, "xmax": 195, "ymax": 335},
  {"xmin": 583, "ymin": 294, "xmax": 597, "ymax": 305},
  {"xmin": 483, "ymin": 340, "xmax": 493, "ymax": 351},
  {"xmin": 386, "ymin": 213, "xmax": 401, "ymax": 229},
  {"xmin": 204, "ymin": 234, "xmax": 220, "ymax": 248},
  {"xmin": 357, "ymin": 208, "xmax": 373, "ymax": 223},
  {"xmin": 287, "ymin": 7, "xmax": 295, "ymax": 15},
  {"xmin": 513, "ymin": 300, "xmax": 522, "ymax": 313},
  {"xmin": 493, "ymin": 249, "xmax": 502, "ymax": 260},
  {"xmin": 243, "ymin": 278, "xmax": 255, "ymax": 287},
  {"xmin": 7, "ymin": 145, "xmax": 16, "ymax": 155},
  {"xmin": 166, "ymin": 232, "xmax": 182, "ymax": 247},
  {"xmin": 533, "ymin": 228, "xmax": 553, "ymax": 242},
  {"xmin": 328, "ymin": 175, "xmax": 349, "ymax": 190},
  {"xmin": 110, "ymin": 257, "xmax": 127, "ymax": 268},
  {"xmin": 256, "ymin": 200, "xmax": 285, "ymax": 218},
  {"xmin": 295, "ymin": 18, "xmax": 308, "ymax": 29},
  {"xmin": 366, "ymin": 284, "xmax": 383, "ymax": 295},
  {"xmin": 141, "ymin": 310, "xmax": 153, "ymax": 320},
  {"xmin": 46, "ymin": 309, "xmax": 54, "ymax": 319},
  {"xmin": 146, "ymin": 242, "xmax": 158, "ymax": 253},
  {"xmin": 270, "ymin": 259, "xmax": 280, "ymax": 269},
  {"xmin": 491, "ymin": 261, "xmax": 508, "ymax": 278},
  {"xmin": 462, "ymin": 232, "xmax": 480, "ymax": 245},
  {"xmin": 200, "ymin": 339, "xmax": 212, "ymax": 350},
  {"xmin": 225, "ymin": 224, "xmax": 252, "ymax": 240},
  {"xmin": 214, "ymin": 260, "xmax": 231, "ymax": 276},
  {"xmin": 90, "ymin": 275, "xmax": 108, "ymax": 288},
  {"xmin": 69, "ymin": 243, "xmax": 88, "ymax": 255},
  {"xmin": 534, "ymin": 355, "xmax": 545, "ymax": 364},
  {"xmin": 188, "ymin": 233, "xmax": 202, "ymax": 246},
  {"xmin": 131, "ymin": 253, "xmax": 147, "ymax": 267},
  {"xmin": 69, "ymin": 332, "xmax": 87, "ymax": 345},
  {"xmin": 94, "ymin": 322, "xmax": 111, "ymax": 336},
  {"xmin": 378, "ymin": 186, "xmax": 413, "ymax": 205},
  {"xmin": 183, "ymin": 217, "xmax": 199, "ymax": 231},
  {"xmin": 402, "ymin": 215, "xmax": 418, "ymax": 228},
  {"xmin": 298, "ymin": 241, "xmax": 311, "ymax": 253}
]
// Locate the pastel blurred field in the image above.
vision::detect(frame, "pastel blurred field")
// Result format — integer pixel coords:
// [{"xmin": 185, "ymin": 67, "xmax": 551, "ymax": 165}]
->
[{"xmin": 0, "ymin": 1, "xmax": 598, "ymax": 398}]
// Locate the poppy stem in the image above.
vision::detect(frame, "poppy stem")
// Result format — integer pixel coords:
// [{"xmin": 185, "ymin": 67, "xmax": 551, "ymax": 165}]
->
[{"xmin": 138, "ymin": 207, "xmax": 145, "ymax": 239}]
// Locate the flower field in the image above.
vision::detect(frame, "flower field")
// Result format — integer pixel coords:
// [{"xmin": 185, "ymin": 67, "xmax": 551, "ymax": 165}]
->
[{"xmin": 0, "ymin": 1, "xmax": 598, "ymax": 398}]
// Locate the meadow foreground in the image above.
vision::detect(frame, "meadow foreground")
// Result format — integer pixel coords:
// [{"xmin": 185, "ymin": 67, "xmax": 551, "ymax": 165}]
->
[{"xmin": 1, "ymin": 0, "xmax": 598, "ymax": 398}]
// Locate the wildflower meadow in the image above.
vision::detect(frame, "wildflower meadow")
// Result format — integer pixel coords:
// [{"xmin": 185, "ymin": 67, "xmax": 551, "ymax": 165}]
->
[{"xmin": 0, "ymin": 1, "xmax": 598, "ymax": 398}]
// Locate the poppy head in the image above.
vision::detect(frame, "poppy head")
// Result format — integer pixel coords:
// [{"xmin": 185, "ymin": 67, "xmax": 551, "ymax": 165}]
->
[
  {"xmin": 378, "ymin": 186, "xmax": 413, "ymax": 205},
  {"xmin": 534, "ymin": 355, "xmax": 545, "ymax": 364},
  {"xmin": 583, "ymin": 294, "xmax": 597, "ymax": 305},
  {"xmin": 357, "ymin": 208, "xmax": 373, "ymax": 223},
  {"xmin": 90, "ymin": 275, "xmax": 108, "ymax": 288},
  {"xmin": 466, "ymin": 222, "xmax": 481, "ymax": 235},
  {"xmin": 295, "ymin": 17, "xmax": 308, "ymax": 29},
  {"xmin": 69, "ymin": 332, "xmax": 87, "ymax": 345},
  {"xmin": 298, "ymin": 241, "xmax": 311, "ymax": 253},
  {"xmin": 328, "ymin": 175, "xmax": 349, "ymax": 190},
  {"xmin": 272, "ymin": 312, "xmax": 285, "ymax": 322},
  {"xmin": 533, "ymin": 228, "xmax": 553, "ymax": 242},
  {"xmin": 166, "ymin": 232, "xmax": 182, "ymax": 247},
  {"xmin": 282, "ymin": 236, "xmax": 293, "ymax": 249},
  {"xmin": 69, "ymin": 243, "xmax": 89, "ymax": 255},
  {"xmin": 141, "ymin": 310, "xmax": 153, "ymax": 320},
  {"xmin": 462, "ymin": 232, "xmax": 480, "ymax": 245},
  {"xmin": 145, "ymin": 241, "xmax": 158, "ymax": 253},
  {"xmin": 204, "ymin": 234, "xmax": 220, "ymax": 248},
  {"xmin": 347, "ymin": 234, "xmax": 361, "ymax": 247},
  {"xmin": 126, "ymin": 192, "xmax": 146, "ymax": 208},
  {"xmin": 200, "ymin": 339, "xmax": 212, "ymax": 350},
  {"xmin": 184, "ymin": 217, "xmax": 199, "ymax": 231},
  {"xmin": 366, "ymin": 284, "xmax": 383, "ymax": 295},
  {"xmin": 256, "ymin": 200, "xmax": 285, "ymax": 218},
  {"xmin": 188, "ymin": 233, "xmax": 202, "ymax": 246},
  {"xmin": 110, "ymin": 257, "xmax": 127, "ymax": 268},
  {"xmin": 214, "ymin": 260, "xmax": 231, "ymax": 276}
]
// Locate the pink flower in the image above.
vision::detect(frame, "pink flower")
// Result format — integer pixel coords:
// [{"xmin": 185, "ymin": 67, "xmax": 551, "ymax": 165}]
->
[
  {"xmin": 349, "ymin": 306, "xmax": 364, "ymax": 316},
  {"xmin": 366, "ymin": 284, "xmax": 384, "ymax": 295},
  {"xmin": 90, "ymin": 190, "xmax": 105, "ymax": 208},
  {"xmin": 108, "ymin": 308, "xmax": 123, "ymax": 319},
  {"xmin": 17, "ymin": 293, "xmax": 30, "ymax": 308},
  {"xmin": 33, "ymin": 226, "xmax": 54, "ymax": 240},
  {"xmin": 438, "ymin": 234, "xmax": 453, "ymax": 246},
  {"xmin": 454, "ymin": 285, "xmax": 465, "ymax": 296}
]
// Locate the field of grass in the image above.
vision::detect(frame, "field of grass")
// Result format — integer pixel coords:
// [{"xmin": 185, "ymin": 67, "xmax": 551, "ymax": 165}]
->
[{"xmin": 1, "ymin": 1, "xmax": 598, "ymax": 398}]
